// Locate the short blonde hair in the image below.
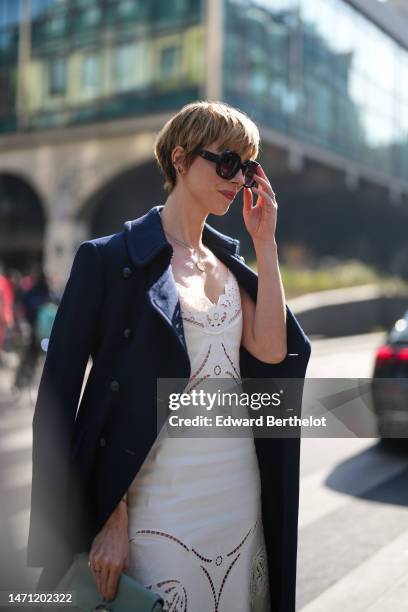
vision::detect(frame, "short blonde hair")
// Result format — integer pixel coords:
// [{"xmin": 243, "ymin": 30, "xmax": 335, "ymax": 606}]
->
[{"xmin": 154, "ymin": 100, "xmax": 261, "ymax": 194}]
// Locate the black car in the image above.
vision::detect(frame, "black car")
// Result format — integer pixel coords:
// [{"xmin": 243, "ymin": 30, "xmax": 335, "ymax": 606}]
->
[{"xmin": 371, "ymin": 309, "xmax": 408, "ymax": 440}]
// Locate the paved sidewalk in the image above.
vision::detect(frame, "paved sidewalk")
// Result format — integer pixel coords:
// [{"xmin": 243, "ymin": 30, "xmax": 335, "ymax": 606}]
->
[
  {"xmin": 0, "ymin": 352, "xmax": 43, "ymax": 595},
  {"xmin": 2, "ymin": 346, "xmax": 408, "ymax": 610}
]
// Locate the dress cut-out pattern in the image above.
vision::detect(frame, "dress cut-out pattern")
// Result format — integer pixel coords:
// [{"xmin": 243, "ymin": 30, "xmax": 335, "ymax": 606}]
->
[
  {"xmin": 129, "ymin": 520, "xmax": 261, "ymax": 612},
  {"xmin": 175, "ymin": 268, "xmax": 242, "ymax": 333},
  {"xmin": 124, "ymin": 265, "xmax": 271, "ymax": 611},
  {"xmin": 176, "ymin": 269, "xmax": 243, "ymax": 391}
]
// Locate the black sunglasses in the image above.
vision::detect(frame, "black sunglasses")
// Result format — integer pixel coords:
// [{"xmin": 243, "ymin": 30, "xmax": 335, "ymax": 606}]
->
[{"xmin": 197, "ymin": 149, "xmax": 260, "ymax": 188}]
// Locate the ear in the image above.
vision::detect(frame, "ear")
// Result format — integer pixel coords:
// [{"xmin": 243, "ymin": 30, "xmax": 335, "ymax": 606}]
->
[
  {"xmin": 171, "ymin": 145, "xmax": 185, "ymax": 162},
  {"xmin": 171, "ymin": 146, "xmax": 188, "ymax": 173}
]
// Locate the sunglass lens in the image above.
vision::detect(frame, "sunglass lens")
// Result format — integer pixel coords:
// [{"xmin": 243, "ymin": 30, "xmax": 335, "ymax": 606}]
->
[
  {"xmin": 244, "ymin": 161, "xmax": 260, "ymax": 187},
  {"xmin": 218, "ymin": 152, "xmax": 241, "ymax": 178}
]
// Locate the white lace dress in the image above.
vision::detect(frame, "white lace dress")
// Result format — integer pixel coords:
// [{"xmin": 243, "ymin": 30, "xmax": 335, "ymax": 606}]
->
[{"xmin": 124, "ymin": 267, "xmax": 271, "ymax": 612}]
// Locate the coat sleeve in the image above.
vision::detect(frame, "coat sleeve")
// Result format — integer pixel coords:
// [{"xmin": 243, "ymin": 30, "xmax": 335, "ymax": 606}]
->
[
  {"xmin": 27, "ymin": 241, "xmax": 104, "ymax": 567},
  {"xmin": 239, "ymin": 304, "xmax": 311, "ymax": 612}
]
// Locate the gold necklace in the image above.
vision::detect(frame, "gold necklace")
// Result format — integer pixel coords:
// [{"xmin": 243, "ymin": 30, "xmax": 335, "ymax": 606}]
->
[{"xmin": 164, "ymin": 229, "xmax": 206, "ymax": 272}]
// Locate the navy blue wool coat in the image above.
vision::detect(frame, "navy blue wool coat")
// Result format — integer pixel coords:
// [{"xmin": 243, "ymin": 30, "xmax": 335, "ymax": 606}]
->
[{"xmin": 27, "ymin": 204, "xmax": 311, "ymax": 611}]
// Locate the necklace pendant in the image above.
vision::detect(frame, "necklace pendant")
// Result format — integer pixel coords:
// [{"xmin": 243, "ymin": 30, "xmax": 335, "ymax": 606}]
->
[{"xmin": 196, "ymin": 260, "xmax": 206, "ymax": 272}]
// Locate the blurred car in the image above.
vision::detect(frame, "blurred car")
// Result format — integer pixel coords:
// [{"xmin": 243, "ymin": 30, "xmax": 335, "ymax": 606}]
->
[{"xmin": 371, "ymin": 309, "xmax": 408, "ymax": 441}]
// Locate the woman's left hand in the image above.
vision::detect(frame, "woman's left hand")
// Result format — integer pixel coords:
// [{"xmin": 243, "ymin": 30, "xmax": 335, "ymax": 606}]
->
[{"xmin": 242, "ymin": 164, "xmax": 278, "ymax": 244}]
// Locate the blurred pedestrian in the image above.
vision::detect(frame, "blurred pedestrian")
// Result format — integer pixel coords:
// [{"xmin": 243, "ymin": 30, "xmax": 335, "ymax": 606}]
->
[
  {"xmin": 0, "ymin": 262, "xmax": 15, "ymax": 367},
  {"xmin": 13, "ymin": 266, "xmax": 53, "ymax": 389},
  {"xmin": 7, "ymin": 269, "xmax": 26, "ymax": 350}
]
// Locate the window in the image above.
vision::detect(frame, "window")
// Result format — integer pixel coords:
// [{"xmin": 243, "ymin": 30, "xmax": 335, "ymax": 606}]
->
[
  {"xmin": 114, "ymin": 42, "xmax": 148, "ymax": 91},
  {"xmin": 156, "ymin": 0, "xmax": 186, "ymax": 20},
  {"xmin": 117, "ymin": 0, "xmax": 142, "ymax": 18},
  {"xmin": 0, "ymin": 28, "xmax": 13, "ymax": 53},
  {"xmin": 82, "ymin": 5, "xmax": 101, "ymax": 26},
  {"xmin": 1, "ymin": 0, "xmax": 20, "ymax": 28},
  {"xmin": 159, "ymin": 45, "xmax": 181, "ymax": 78},
  {"xmin": 46, "ymin": 13, "xmax": 66, "ymax": 35},
  {"xmin": 48, "ymin": 56, "xmax": 67, "ymax": 96},
  {"xmin": 81, "ymin": 53, "xmax": 101, "ymax": 95}
]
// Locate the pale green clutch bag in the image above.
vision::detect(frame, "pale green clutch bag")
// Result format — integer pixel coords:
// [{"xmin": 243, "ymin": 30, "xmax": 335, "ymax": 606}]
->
[{"xmin": 55, "ymin": 552, "xmax": 164, "ymax": 611}]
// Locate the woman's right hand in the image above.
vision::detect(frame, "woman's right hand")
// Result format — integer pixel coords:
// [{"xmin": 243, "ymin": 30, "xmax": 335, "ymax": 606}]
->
[{"xmin": 88, "ymin": 500, "xmax": 129, "ymax": 601}]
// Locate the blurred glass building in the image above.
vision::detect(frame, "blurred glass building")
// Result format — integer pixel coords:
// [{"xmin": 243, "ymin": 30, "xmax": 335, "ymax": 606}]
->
[
  {"xmin": 0, "ymin": 0, "xmax": 204, "ymax": 131},
  {"xmin": 224, "ymin": 0, "xmax": 408, "ymax": 181},
  {"xmin": 0, "ymin": 0, "xmax": 407, "ymax": 283},
  {"xmin": 1, "ymin": 0, "xmax": 406, "ymax": 178}
]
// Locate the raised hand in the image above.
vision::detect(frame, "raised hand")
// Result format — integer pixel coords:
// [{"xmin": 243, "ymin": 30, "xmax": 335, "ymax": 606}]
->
[{"xmin": 242, "ymin": 164, "xmax": 278, "ymax": 245}]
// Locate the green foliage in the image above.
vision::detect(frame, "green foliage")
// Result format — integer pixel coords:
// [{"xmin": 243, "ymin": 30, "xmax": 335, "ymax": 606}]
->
[{"xmin": 246, "ymin": 258, "xmax": 408, "ymax": 299}]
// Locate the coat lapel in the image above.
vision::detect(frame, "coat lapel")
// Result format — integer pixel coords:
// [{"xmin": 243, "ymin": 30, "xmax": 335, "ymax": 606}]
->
[{"xmin": 147, "ymin": 262, "xmax": 188, "ymax": 353}]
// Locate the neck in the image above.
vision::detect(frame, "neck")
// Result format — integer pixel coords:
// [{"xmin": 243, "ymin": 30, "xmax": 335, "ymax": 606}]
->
[{"xmin": 160, "ymin": 192, "xmax": 207, "ymax": 250}]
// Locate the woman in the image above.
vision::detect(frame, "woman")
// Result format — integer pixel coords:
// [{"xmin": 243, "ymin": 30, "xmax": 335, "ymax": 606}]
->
[{"xmin": 28, "ymin": 101, "xmax": 311, "ymax": 611}]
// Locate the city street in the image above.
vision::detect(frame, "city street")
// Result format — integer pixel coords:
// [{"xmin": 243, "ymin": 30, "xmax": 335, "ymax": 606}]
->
[
  {"xmin": 0, "ymin": 332, "xmax": 407, "ymax": 610},
  {"xmin": 299, "ymin": 331, "xmax": 408, "ymax": 610}
]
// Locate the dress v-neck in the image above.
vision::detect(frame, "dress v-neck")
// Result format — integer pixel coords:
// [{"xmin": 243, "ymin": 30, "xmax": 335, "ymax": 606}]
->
[{"xmin": 175, "ymin": 267, "xmax": 232, "ymax": 308}]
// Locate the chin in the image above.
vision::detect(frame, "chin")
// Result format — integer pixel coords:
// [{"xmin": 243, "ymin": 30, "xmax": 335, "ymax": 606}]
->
[
  {"xmin": 201, "ymin": 191, "xmax": 232, "ymax": 216},
  {"xmin": 209, "ymin": 206, "xmax": 230, "ymax": 217},
  {"xmin": 210, "ymin": 199, "xmax": 232, "ymax": 216}
]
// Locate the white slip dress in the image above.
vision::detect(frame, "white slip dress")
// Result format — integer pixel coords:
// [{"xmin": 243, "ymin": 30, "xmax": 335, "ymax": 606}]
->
[{"xmin": 124, "ymin": 266, "xmax": 271, "ymax": 612}]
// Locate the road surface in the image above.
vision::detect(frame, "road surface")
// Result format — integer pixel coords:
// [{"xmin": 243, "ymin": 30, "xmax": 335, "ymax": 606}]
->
[{"xmin": 1, "ymin": 332, "xmax": 407, "ymax": 611}]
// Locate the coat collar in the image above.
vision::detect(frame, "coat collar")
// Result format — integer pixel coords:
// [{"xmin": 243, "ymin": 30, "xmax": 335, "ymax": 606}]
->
[{"xmin": 123, "ymin": 204, "xmax": 240, "ymax": 268}]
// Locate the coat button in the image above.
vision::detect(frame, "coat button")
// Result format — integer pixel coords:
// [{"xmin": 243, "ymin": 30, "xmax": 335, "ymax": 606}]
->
[
  {"xmin": 122, "ymin": 266, "xmax": 132, "ymax": 278},
  {"xmin": 123, "ymin": 327, "xmax": 132, "ymax": 338},
  {"xmin": 99, "ymin": 437, "xmax": 106, "ymax": 447},
  {"xmin": 110, "ymin": 380, "xmax": 120, "ymax": 392}
]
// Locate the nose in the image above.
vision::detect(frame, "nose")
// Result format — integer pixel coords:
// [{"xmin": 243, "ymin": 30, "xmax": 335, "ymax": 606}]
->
[{"xmin": 231, "ymin": 167, "xmax": 245, "ymax": 186}]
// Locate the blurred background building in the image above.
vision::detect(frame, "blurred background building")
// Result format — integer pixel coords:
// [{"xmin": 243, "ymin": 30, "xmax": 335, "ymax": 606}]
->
[{"xmin": 0, "ymin": 0, "xmax": 407, "ymax": 290}]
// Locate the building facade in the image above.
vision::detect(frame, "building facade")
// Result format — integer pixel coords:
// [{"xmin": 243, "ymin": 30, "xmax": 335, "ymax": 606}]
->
[{"xmin": 0, "ymin": 0, "xmax": 407, "ymax": 286}]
